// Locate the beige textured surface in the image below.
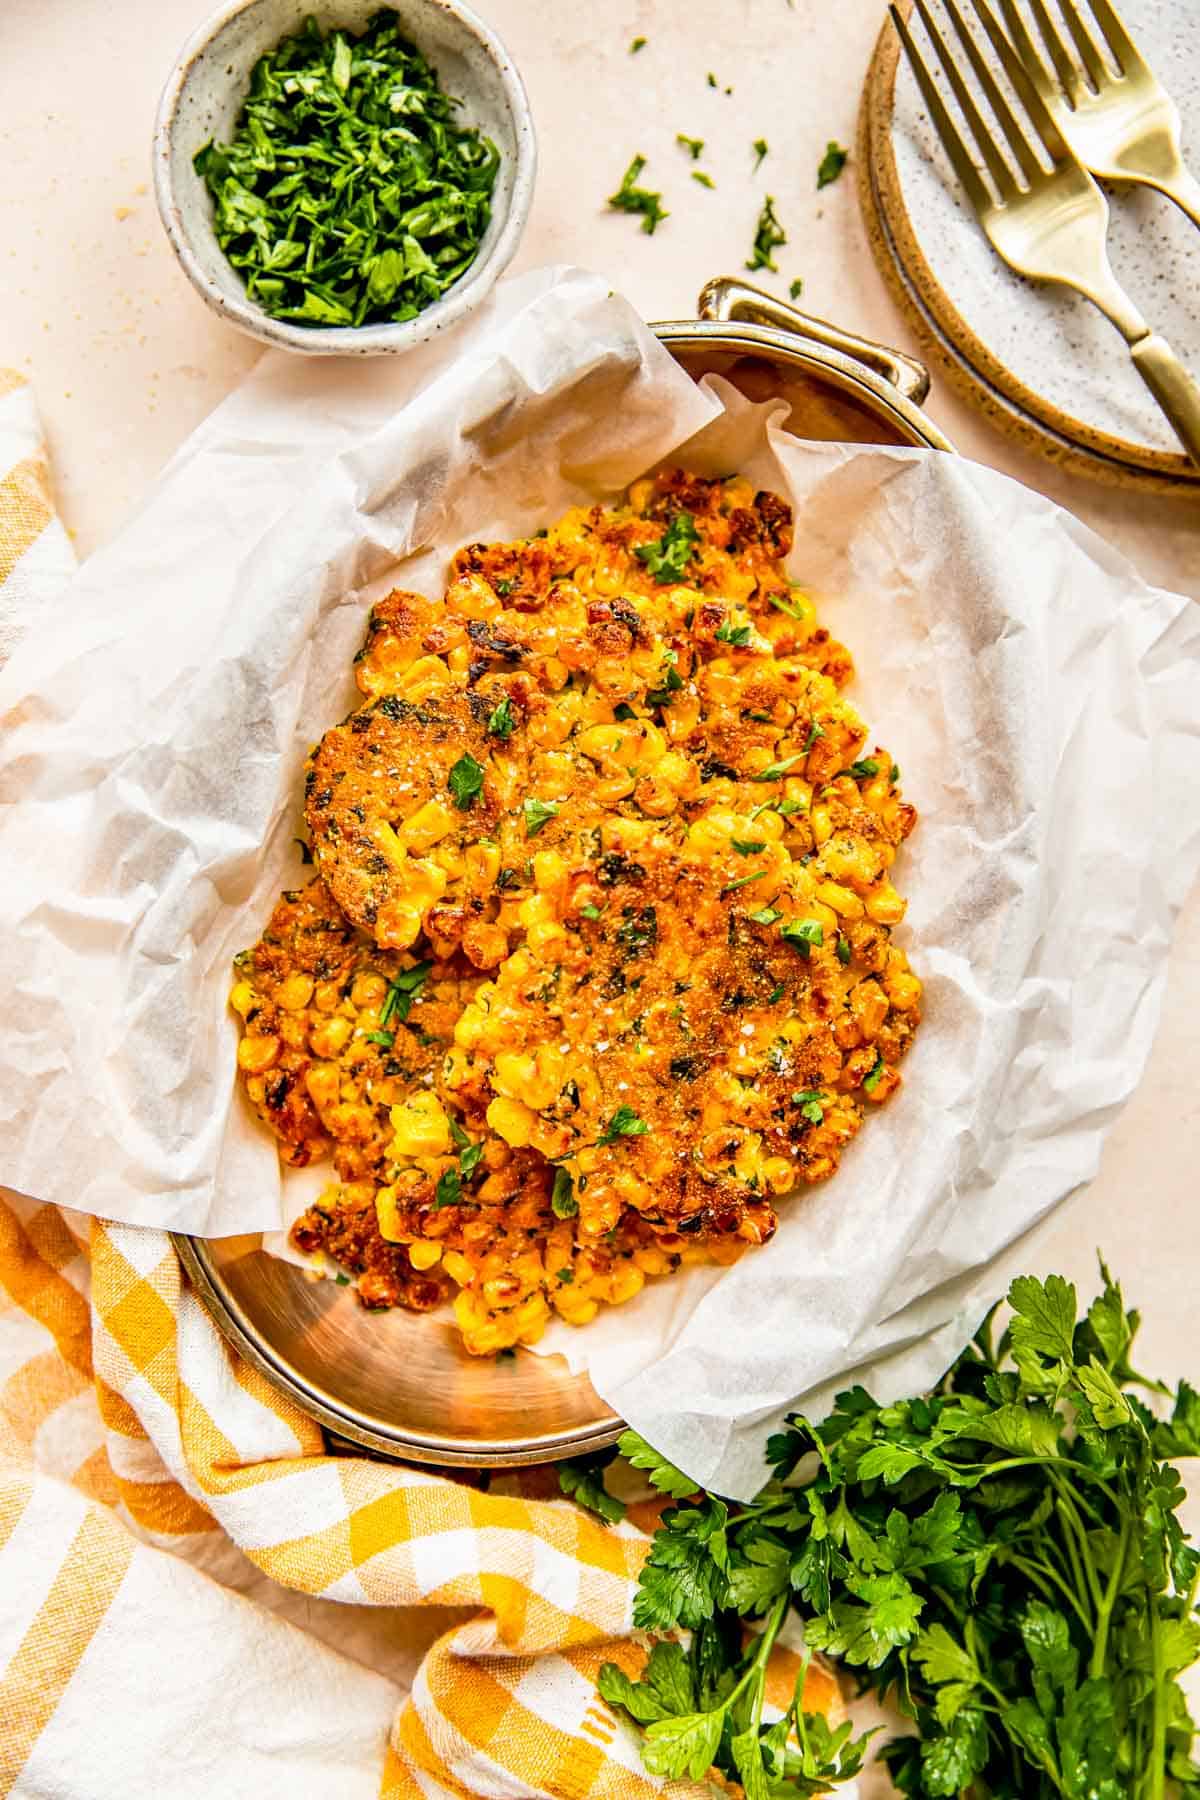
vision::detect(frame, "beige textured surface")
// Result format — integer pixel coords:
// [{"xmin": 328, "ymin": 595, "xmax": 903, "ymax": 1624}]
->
[{"xmin": 0, "ymin": 0, "xmax": 1197, "ymax": 1401}]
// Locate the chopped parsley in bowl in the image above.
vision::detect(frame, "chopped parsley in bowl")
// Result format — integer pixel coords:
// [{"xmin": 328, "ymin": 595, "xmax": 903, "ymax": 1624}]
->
[{"xmin": 154, "ymin": 0, "xmax": 535, "ymax": 355}]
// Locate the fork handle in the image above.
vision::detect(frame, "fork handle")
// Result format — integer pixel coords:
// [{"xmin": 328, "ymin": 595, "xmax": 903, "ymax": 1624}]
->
[
  {"xmin": 1153, "ymin": 167, "xmax": 1200, "ymax": 234},
  {"xmin": 1128, "ymin": 334, "xmax": 1200, "ymax": 468}
]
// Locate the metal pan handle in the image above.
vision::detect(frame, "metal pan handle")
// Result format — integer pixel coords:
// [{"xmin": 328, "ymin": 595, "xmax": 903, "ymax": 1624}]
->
[{"xmin": 698, "ymin": 276, "xmax": 932, "ymax": 407}]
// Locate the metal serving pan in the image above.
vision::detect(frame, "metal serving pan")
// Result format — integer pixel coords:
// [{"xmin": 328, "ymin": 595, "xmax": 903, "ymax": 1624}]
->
[{"xmin": 172, "ymin": 277, "xmax": 952, "ymax": 1470}]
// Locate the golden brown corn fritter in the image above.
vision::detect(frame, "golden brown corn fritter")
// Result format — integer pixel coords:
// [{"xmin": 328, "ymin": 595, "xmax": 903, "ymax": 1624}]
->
[{"xmin": 233, "ymin": 470, "xmax": 922, "ymax": 1354}]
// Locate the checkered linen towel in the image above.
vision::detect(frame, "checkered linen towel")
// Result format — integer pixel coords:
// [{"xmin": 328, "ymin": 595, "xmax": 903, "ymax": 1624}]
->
[{"xmin": 0, "ymin": 378, "xmax": 841, "ymax": 1800}]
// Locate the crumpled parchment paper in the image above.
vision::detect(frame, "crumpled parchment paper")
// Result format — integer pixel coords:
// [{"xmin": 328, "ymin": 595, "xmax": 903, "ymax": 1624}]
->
[{"xmin": 1, "ymin": 264, "xmax": 1197, "ymax": 1497}]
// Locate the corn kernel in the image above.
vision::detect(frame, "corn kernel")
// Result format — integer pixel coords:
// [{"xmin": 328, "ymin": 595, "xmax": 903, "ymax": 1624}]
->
[
  {"xmin": 389, "ymin": 1091, "xmax": 453, "ymax": 1158},
  {"xmin": 230, "ymin": 982, "xmax": 256, "ymax": 1018},
  {"xmin": 443, "ymin": 1251, "xmax": 474, "ymax": 1287},
  {"xmin": 408, "ymin": 1239, "xmax": 442, "ymax": 1271},
  {"xmin": 401, "ymin": 799, "xmax": 456, "ymax": 852},
  {"xmin": 310, "ymin": 1015, "xmax": 353, "ymax": 1058},
  {"xmin": 865, "ymin": 884, "xmax": 906, "ymax": 925},
  {"xmin": 237, "ymin": 1034, "xmax": 279, "ymax": 1074},
  {"xmin": 486, "ymin": 1095, "xmax": 536, "ymax": 1148}
]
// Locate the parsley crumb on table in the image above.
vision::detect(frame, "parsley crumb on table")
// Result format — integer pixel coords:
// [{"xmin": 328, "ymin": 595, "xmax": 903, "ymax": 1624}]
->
[{"xmin": 606, "ymin": 154, "xmax": 668, "ymax": 234}]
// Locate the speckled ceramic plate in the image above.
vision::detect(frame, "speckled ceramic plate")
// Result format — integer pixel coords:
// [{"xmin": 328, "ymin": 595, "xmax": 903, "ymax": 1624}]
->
[{"xmin": 860, "ymin": 0, "xmax": 1200, "ymax": 492}]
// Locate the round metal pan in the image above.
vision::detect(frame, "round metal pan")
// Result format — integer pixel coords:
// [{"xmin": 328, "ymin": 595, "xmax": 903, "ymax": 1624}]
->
[{"xmin": 172, "ymin": 277, "xmax": 951, "ymax": 1470}]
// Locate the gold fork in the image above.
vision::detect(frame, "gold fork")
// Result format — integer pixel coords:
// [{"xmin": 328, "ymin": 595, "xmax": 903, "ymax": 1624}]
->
[
  {"xmin": 1000, "ymin": 0, "xmax": 1200, "ymax": 230},
  {"xmin": 891, "ymin": 0, "xmax": 1200, "ymax": 466}
]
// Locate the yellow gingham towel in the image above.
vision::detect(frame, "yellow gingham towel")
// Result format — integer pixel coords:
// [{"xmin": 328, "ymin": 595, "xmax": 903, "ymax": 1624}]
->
[{"xmin": 0, "ymin": 377, "xmax": 750, "ymax": 1799}]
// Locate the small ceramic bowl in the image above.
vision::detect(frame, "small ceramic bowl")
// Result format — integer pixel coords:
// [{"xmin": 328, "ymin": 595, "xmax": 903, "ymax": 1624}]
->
[{"xmin": 153, "ymin": 0, "xmax": 536, "ymax": 355}]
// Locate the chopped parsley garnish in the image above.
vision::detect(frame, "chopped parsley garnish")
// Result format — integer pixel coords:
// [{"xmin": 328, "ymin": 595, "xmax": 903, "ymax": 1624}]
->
[
  {"xmin": 598, "ymin": 1104, "xmax": 648, "ymax": 1147},
  {"xmin": 732, "ymin": 839, "xmax": 767, "ymax": 857},
  {"xmin": 721, "ymin": 870, "xmax": 767, "ymax": 894},
  {"xmin": 747, "ymin": 906, "xmax": 782, "ymax": 925},
  {"xmin": 891, "ymin": 762, "xmax": 901, "ymax": 782},
  {"xmin": 523, "ymin": 796, "xmax": 559, "ymax": 837},
  {"xmin": 579, "ymin": 902, "xmax": 602, "ymax": 921},
  {"xmin": 607, "ymin": 154, "xmax": 668, "ymax": 235},
  {"xmin": 629, "ymin": 34, "xmax": 647, "ymax": 51},
  {"xmin": 493, "ymin": 576, "xmax": 514, "ymax": 596},
  {"xmin": 792, "ymin": 1088, "xmax": 825, "ymax": 1124},
  {"xmin": 691, "ymin": 171, "xmax": 715, "ymax": 189},
  {"xmin": 707, "ymin": 71, "xmax": 718, "ymax": 87},
  {"xmin": 767, "ymin": 983, "xmax": 786, "ymax": 1004},
  {"xmin": 746, "ymin": 194, "xmax": 786, "ymax": 272},
  {"xmin": 751, "ymin": 754, "xmax": 801, "ymax": 782},
  {"xmin": 613, "ymin": 702, "xmax": 638, "ymax": 721},
  {"xmin": 842, "ymin": 757, "xmax": 880, "ymax": 779},
  {"xmin": 752, "ymin": 137, "xmax": 769, "ymax": 170},
  {"xmin": 551, "ymin": 1167, "xmax": 579, "ymax": 1217},
  {"xmin": 789, "ymin": 277, "xmax": 804, "ymax": 300},
  {"xmin": 487, "ymin": 695, "xmax": 515, "ymax": 739},
  {"xmin": 817, "ymin": 139, "xmax": 849, "ymax": 188},
  {"xmin": 836, "ymin": 933, "xmax": 852, "ymax": 965},
  {"xmin": 676, "ymin": 134, "xmax": 704, "ymax": 159},
  {"xmin": 433, "ymin": 1167, "xmax": 462, "ymax": 1208},
  {"xmin": 365, "ymin": 1029, "xmax": 395, "ymax": 1048},
  {"xmin": 646, "ymin": 650, "xmax": 684, "ymax": 706},
  {"xmin": 862, "ymin": 1052, "xmax": 886, "ymax": 1093},
  {"xmin": 557, "ymin": 1266, "xmax": 574, "ymax": 1283},
  {"xmin": 714, "ymin": 620, "xmax": 751, "ymax": 646},
  {"xmin": 781, "ymin": 917, "xmax": 824, "ymax": 957},
  {"xmin": 380, "ymin": 960, "xmax": 432, "ymax": 1027},
  {"xmin": 776, "ymin": 796, "xmax": 806, "ymax": 816},
  {"xmin": 193, "ymin": 13, "xmax": 500, "ymax": 330},
  {"xmin": 334, "ymin": 1272, "xmax": 351, "ymax": 1286},
  {"xmin": 448, "ymin": 752, "xmax": 484, "ymax": 810},
  {"xmin": 634, "ymin": 511, "xmax": 698, "ymax": 584},
  {"xmin": 803, "ymin": 720, "xmax": 825, "ymax": 752},
  {"xmin": 768, "ymin": 589, "xmax": 809, "ymax": 621}
]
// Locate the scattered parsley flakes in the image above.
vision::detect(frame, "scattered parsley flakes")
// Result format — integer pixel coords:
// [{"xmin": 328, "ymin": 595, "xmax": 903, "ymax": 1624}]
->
[
  {"xmin": 746, "ymin": 194, "xmax": 786, "ymax": 272},
  {"xmin": 487, "ymin": 695, "xmax": 515, "ymax": 739},
  {"xmin": 634, "ymin": 511, "xmax": 698, "ymax": 584},
  {"xmin": 751, "ymin": 754, "xmax": 802, "ymax": 782},
  {"xmin": 607, "ymin": 154, "xmax": 668, "ymax": 235},
  {"xmin": 721, "ymin": 870, "xmax": 767, "ymax": 894},
  {"xmin": 523, "ymin": 796, "xmax": 559, "ymax": 837},
  {"xmin": 817, "ymin": 139, "xmax": 849, "ymax": 188},
  {"xmin": 676, "ymin": 133, "xmax": 704, "ymax": 159},
  {"xmin": 333, "ymin": 1272, "xmax": 351, "ymax": 1286},
  {"xmin": 732, "ymin": 839, "xmax": 767, "ymax": 857},
  {"xmin": 691, "ymin": 171, "xmax": 715, "ymax": 188},
  {"xmin": 379, "ymin": 960, "xmax": 432, "ymax": 1027},
  {"xmin": 598, "ymin": 1103, "xmax": 648, "ymax": 1147},
  {"xmin": 781, "ymin": 917, "xmax": 824, "ymax": 957},
  {"xmin": 842, "ymin": 757, "xmax": 880, "ymax": 779},
  {"xmin": 748, "ymin": 906, "xmax": 782, "ymax": 925},
  {"xmin": 551, "ymin": 1167, "xmax": 579, "ymax": 1217},
  {"xmin": 752, "ymin": 137, "xmax": 769, "ymax": 170},
  {"xmin": 767, "ymin": 982, "xmax": 786, "ymax": 1004},
  {"xmin": 365, "ymin": 1029, "xmax": 395, "ymax": 1048},
  {"xmin": 803, "ymin": 720, "xmax": 825, "ymax": 753},
  {"xmin": 448, "ymin": 752, "xmax": 484, "ymax": 810},
  {"xmin": 789, "ymin": 277, "xmax": 804, "ymax": 300},
  {"xmin": 629, "ymin": 34, "xmax": 647, "ymax": 52},
  {"xmin": 836, "ymin": 933, "xmax": 852, "ymax": 965},
  {"xmin": 433, "ymin": 1167, "xmax": 462, "ymax": 1209},
  {"xmin": 557, "ymin": 1266, "xmax": 574, "ymax": 1284},
  {"xmin": 792, "ymin": 1088, "xmax": 825, "ymax": 1124},
  {"xmin": 193, "ymin": 12, "xmax": 501, "ymax": 331},
  {"xmin": 891, "ymin": 762, "xmax": 901, "ymax": 782},
  {"xmin": 579, "ymin": 902, "xmax": 602, "ymax": 921},
  {"xmin": 715, "ymin": 620, "xmax": 751, "ymax": 646},
  {"xmin": 707, "ymin": 71, "xmax": 718, "ymax": 87},
  {"xmin": 862, "ymin": 1052, "xmax": 886, "ymax": 1093}
]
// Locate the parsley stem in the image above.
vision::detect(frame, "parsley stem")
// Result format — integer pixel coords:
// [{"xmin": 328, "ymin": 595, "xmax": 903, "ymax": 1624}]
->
[
  {"xmin": 1150, "ymin": 1608, "xmax": 1167, "ymax": 1800},
  {"xmin": 1089, "ymin": 1508, "xmax": 1129, "ymax": 1679},
  {"xmin": 725, "ymin": 1590, "xmax": 788, "ymax": 1709}
]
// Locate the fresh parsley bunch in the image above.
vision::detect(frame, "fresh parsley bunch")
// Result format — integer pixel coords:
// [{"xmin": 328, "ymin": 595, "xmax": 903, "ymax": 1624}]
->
[
  {"xmin": 194, "ymin": 12, "xmax": 499, "ymax": 328},
  {"xmin": 594, "ymin": 1264, "xmax": 1200, "ymax": 1798}
]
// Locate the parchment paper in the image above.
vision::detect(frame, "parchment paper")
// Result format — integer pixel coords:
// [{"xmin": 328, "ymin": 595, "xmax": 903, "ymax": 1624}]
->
[{"xmin": 1, "ymin": 265, "xmax": 1198, "ymax": 1498}]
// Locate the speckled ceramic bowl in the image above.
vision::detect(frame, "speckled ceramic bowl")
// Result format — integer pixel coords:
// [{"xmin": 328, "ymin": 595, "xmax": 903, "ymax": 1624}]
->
[{"xmin": 153, "ymin": 0, "xmax": 536, "ymax": 355}]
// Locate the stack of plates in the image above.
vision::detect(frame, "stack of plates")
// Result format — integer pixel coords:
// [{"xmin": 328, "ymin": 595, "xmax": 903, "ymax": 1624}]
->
[{"xmin": 857, "ymin": 0, "xmax": 1200, "ymax": 497}]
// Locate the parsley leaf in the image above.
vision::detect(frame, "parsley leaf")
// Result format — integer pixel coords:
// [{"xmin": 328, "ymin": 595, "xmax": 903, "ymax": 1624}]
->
[
  {"xmin": 746, "ymin": 194, "xmax": 786, "ymax": 272},
  {"xmin": 792, "ymin": 1089, "xmax": 824, "ymax": 1125},
  {"xmin": 691, "ymin": 171, "xmax": 715, "ymax": 189},
  {"xmin": 629, "ymin": 34, "xmax": 647, "ymax": 51},
  {"xmin": 732, "ymin": 838, "xmax": 767, "ymax": 856},
  {"xmin": 598, "ymin": 1104, "xmax": 648, "ymax": 1147},
  {"xmin": 559, "ymin": 1458, "xmax": 627, "ymax": 1523},
  {"xmin": 523, "ymin": 796, "xmax": 559, "ymax": 837},
  {"xmin": 789, "ymin": 277, "xmax": 804, "ymax": 300},
  {"xmin": 715, "ymin": 620, "xmax": 752, "ymax": 646},
  {"xmin": 676, "ymin": 133, "xmax": 704, "ymax": 159},
  {"xmin": 634, "ymin": 511, "xmax": 698, "ymax": 584},
  {"xmin": 781, "ymin": 918, "xmax": 823, "ymax": 957},
  {"xmin": 752, "ymin": 137, "xmax": 769, "ymax": 170},
  {"xmin": 751, "ymin": 754, "xmax": 802, "ymax": 782},
  {"xmin": 608, "ymin": 154, "xmax": 668, "ymax": 234},
  {"xmin": 487, "ymin": 695, "xmax": 515, "ymax": 739},
  {"xmin": 550, "ymin": 1166, "xmax": 578, "ymax": 1218},
  {"xmin": 817, "ymin": 140, "xmax": 849, "ymax": 188},
  {"xmin": 747, "ymin": 906, "xmax": 782, "ymax": 925},
  {"xmin": 448, "ymin": 752, "xmax": 484, "ymax": 810},
  {"xmin": 619, "ymin": 1428, "xmax": 698, "ymax": 1499},
  {"xmin": 379, "ymin": 960, "xmax": 432, "ymax": 1027}
]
